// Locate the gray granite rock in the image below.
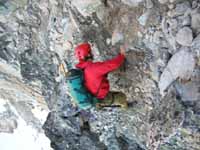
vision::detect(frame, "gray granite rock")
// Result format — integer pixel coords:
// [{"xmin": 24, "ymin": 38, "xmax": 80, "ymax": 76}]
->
[
  {"xmin": 146, "ymin": 0, "xmax": 153, "ymax": 9},
  {"xmin": 174, "ymin": 1, "xmax": 191, "ymax": 16},
  {"xmin": 138, "ymin": 9, "xmax": 152, "ymax": 26},
  {"xmin": 121, "ymin": 0, "xmax": 144, "ymax": 7},
  {"xmin": 182, "ymin": 15, "xmax": 191, "ymax": 26},
  {"xmin": 162, "ymin": 17, "xmax": 177, "ymax": 50},
  {"xmin": 43, "ymin": 111, "xmax": 106, "ymax": 150},
  {"xmin": 192, "ymin": 33, "xmax": 200, "ymax": 50},
  {"xmin": 191, "ymin": 12, "xmax": 200, "ymax": 35},
  {"xmin": 0, "ymin": 0, "xmax": 200, "ymax": 150},
  {"xmin": 111, "ymin": 30, "xmax": 124, "ymax": 45},
  {"xmin": 71, "ymin": 0, "xmax": 102, "ymax": 16},
  {"xmin": 176, "ymin": 27, "xmax": 193, "ymax": 46},
  {"xmin": 159, "ymin": 49, "xmax": 195, "ymax": 96},
  {"xmin": 158, "ymin": 0, "xmax": 168, "ymax": 4}
]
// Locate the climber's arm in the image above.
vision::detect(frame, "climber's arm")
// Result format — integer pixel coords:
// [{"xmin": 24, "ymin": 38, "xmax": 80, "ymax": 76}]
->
[{"xmin": 96, "ymin": 53, "xmax": 125, "ymax": 75}]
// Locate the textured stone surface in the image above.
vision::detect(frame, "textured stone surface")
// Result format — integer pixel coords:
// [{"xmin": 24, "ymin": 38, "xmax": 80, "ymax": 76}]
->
[
  {"xmin": 176, "ymin": 27, "xmax": 193, "ymax": 46},
  {"xmin": 71, "ymin": 0, "xmax": 102, "ymax": 16},
  {"xmin": 173, "ymin": 1, "xmax": 191, "ymax": 16},
  {"xmin": 191, "ymin": 33, "xmax": 200, "ymax": 61},
  {"xmin": 159, "ymin": 49, "xmax": 195, "ymax": 96},
  {"xmin": 0, "ymin": 62, "xmax": 51, "ymax": 150},
  {"xmin": 158, "ymin": 0, "xmax": 168, "ymax": 4},
  {"xmin": 191, "ymin": 12, "xmax": 200, "ymax": 35},
  {"xmin": 121, "ymin": 0, "xmax": 144, "ymax": 7},
  {"xmin": 146, "ymin": 0, "xmax": 153, "ymax": 9},
  {"xmin": 0, "ymin": 0, "xmax": 200, "ymax": 150},
  {"xmin": 138, "ymin": 9, "xmax": 151, "ymax": 26}
]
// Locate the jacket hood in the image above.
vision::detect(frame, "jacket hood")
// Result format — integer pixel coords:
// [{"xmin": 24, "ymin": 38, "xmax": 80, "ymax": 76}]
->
[{"xmin": 75, "ymin": 61, "xmax": 92, "ymax": 69}]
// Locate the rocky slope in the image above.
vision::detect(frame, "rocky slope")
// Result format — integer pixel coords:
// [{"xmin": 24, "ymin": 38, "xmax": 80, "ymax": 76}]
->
[{"xmin": 0, "ymin": 0, "xmax": 199, "ymax": 150}]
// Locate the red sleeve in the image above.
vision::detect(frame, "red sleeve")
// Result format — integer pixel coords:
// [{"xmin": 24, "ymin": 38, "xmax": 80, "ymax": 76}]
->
[{"xmin": 96, "ymin": 54, "xmax": 125, "ymax": 75}]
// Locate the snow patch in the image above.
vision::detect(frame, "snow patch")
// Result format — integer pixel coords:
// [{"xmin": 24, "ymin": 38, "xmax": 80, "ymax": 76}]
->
[{"xmin": 0, "ymin": 99, "xmax": 52, "ymax": 150}]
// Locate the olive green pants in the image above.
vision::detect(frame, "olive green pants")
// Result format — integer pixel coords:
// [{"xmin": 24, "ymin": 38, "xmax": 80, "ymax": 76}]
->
[{"xmin": 96, "ymin": 91, "xmax": 128, "ymax": 108}]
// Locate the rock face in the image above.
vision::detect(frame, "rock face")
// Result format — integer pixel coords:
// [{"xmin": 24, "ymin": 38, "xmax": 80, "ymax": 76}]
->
[
  {"xmin": 0, "ymin": 0, "xmax": 200, "ymax": 150},
  {"xmin": 0, "ymin": 62, "xmax": 51, "ymax": 150}
]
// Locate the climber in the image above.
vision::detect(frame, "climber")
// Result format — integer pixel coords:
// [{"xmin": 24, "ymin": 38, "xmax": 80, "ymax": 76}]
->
[{"xmin": 75, "ymin": 42, "xmax": 128, "ymax": 108}]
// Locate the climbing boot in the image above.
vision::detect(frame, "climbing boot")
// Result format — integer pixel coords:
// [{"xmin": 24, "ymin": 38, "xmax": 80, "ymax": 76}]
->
[{"xmin": 96, "ymin": 92, "xmax": 128, "ymax": 109}]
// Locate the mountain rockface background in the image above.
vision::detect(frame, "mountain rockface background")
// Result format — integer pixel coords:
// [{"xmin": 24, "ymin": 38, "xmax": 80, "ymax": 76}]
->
[{"xmin": 0, "ymin": 0, "xmax": 200, "ymax": 150}]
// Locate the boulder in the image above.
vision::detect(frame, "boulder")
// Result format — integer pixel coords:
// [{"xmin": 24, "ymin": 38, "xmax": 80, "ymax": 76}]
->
[
  {"xmin": 159, "ymin": 49, "xmax": 195, "ymax": 96},
  {"xmin": 175, "ymin": 80, "xmax": 200, "ymax": 103},
  {"xmin": 175, "ymin": 68, "xmax": 200, "ymax": 110},
  {"xmin": 191, "ymin": 12, "xmax": 200, "ymax": 35},
  {"xmin": 176, "ymin": 27, "xmax": 193, "ymax": 46}
]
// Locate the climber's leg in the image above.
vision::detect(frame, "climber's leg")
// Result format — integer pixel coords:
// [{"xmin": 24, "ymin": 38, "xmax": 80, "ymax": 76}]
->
[{"xmin": 96, "ymin": 91, "xmax": 128, "ymax": 108}]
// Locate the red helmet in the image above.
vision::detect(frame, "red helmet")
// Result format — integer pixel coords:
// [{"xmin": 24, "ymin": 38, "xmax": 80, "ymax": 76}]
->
[{"xmin": 75, "ymin": 43, "xmax": 91, "ymax": 60}]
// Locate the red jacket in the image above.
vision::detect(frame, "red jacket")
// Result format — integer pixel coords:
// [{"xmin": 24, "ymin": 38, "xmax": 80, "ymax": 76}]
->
[{"xmin": 76, "ymin": 54, "xmax": 125, "ymax": 99}]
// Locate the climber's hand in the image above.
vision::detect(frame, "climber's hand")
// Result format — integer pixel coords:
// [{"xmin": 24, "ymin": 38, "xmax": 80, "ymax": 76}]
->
[{"xmin": 120, "ymin": 45, "xmax": 126, "ymax": 56}]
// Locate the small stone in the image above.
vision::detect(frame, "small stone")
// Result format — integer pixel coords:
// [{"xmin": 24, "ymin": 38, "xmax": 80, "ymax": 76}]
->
[
  {"xmin": 158, "ymin": 0, "xmax": 168, "ymax": 4},
  {"xmin": 184, "ymin": 8, "xmax": 192, "ymax": 16},
  {"xmin": 192, "ymin": 1, "xmax": 198, "ymax": 9},
  {"xmin": 192, "ymin": 33, "xmax": 200, "ymax": 52},
  {"xmin": 153, "ymin": 31, "xmax": 163, "ymax": 44},
  {"xmin": 182, "ymin": 16, "xmax": 191, "ymax": 26},
  {"xmin": 111, "ymin": 30, "xmax": 124, "ymax": 45},
  {"xmin": 168, "ymin": 19, "xmax": 178, "ymax": 29},
  {"xmin": 162, "ymin": 18, "xmax": 177, "ymax": 49},
  {"xmin": 138, "ymin": 10, "xmax": 151, "ymax": 26},
  {"xmin": 145, "ymin": 34, "xmax": 150, "ymax": 40},
  {"xmin": 169, "ymin": 0, "xmax": 177, "ymax": 3},
  {"xmin": 161, "ymin": 50, "xmax": 171, "ymax": 64},
  {"xmin": 134, "ymin": 87, "xmax": 140, "ymax": 93},
  {"xmin": 137, "ymin": 31, "xmax": 143, "ymax": 38},
  {"xmin": 121, "ymin": 0, "xmax": 144, "ymax": 7},
  {"xmin": 176, "ymin": 27, "xmax": 193, "ymax": 46},
  {"xmin": 71, "ymin": 0, "xmax": 102, "ymax": 16},
  {"xmin": 106, "ymin": 38, "xmax": 111, "ymax": 45},
  {"xmin": 150, "ymin": 63, "xmax": 161, "ymax": 81},
  {"xmin": 96, "ymin": 5, "xmax": 108, "ymax": 23},
  {"xmin": 168, "ymin": 4, "xmax": 175, "ymax": 9},
  {"xmin": 0, "ymin": 15, "xmax": 7, "ymax": 24},
  {"xmin": 175, "ymin": 80, "xmax": 200, "ymax": 103},
  {"xmin": 168, "ymin": 35, "xmax": 177, "ymax": 50},
  {"xmin": 167, "ymin": 11, "xmax": 173, "ymax": 17},
  {"xmin": 146, "ymin": 0, "xmax": 153, "ymax": 9}
]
